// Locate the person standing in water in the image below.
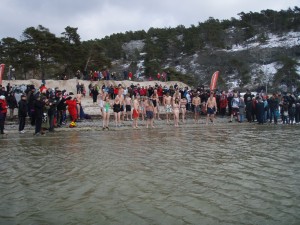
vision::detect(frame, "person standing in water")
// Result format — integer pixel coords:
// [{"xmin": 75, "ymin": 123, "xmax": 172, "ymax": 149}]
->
[
  {"xmin": 102, "ymin": 95, "xmax": 111, "ymax": 130},
  {"xmin": 180, "ymin": 96, "xmax": 187, "ymax": 123},
  {"xmin": 192, "ymin": 93, "xmax": 201, "ymax": 123},
  {"xmin": 163, "ymin": 92, "xmax": 172, "ymax": 124},
  {"xmin": 113, "ymin": 96, "xmax": 122, "ymax": 127},
  {"xmin": 145, "ymin": 98, "xmax": 155, "ymax": 128},
  {"xmin": 132, "ymin": 95, "xmax": 140, "ymax": 128},
  {"xmin": 206, "ymin": 92, "xmax": 217, "ymax": 125},
  {"xmin": 173, "ymin": 97, "xmax": 180, "ymax": 127}
]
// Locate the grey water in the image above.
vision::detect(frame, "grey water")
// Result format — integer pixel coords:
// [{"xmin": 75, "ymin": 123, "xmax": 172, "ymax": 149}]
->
[{"xmin": 0, "ymin": 125, "xmax": 300, "ymax": 225}]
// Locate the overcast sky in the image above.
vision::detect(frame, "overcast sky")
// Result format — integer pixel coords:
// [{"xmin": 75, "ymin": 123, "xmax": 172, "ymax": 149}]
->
[{"xmin": 0, "ymin": 0, "xmax": 298, "ymax": 41}]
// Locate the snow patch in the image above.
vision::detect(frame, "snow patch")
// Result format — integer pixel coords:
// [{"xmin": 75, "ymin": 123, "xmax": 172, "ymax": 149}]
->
[
  {"xmin": 122, "ymin": 40, "xmax": 145, "ymax": 53},
  {"xmin": 259, "ymin": 62, "xmax": 281, "ymax": 75},
  {"xmin": 175, "ymin": 65, "xmax": 187, "ymax": 74},
  {"xmin": 137, "ymin": 60, "xmax": 144, "ymax": 69},
  {"xmin": 227, "ymin": 80, "xmax": 240, "ymax": 89},
  {"xmin": 226, "ymin": 31, "xmax": 300, "ymax": 52}
]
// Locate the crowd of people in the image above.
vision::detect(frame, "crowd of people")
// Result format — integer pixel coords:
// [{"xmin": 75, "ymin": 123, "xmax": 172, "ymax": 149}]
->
[{"xmin": 0, "ymin": 81, "xmax": 300, "ymax": 136}]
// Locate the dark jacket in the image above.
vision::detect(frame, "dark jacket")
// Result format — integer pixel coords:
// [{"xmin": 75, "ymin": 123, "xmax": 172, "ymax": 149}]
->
[
  {"xmin": 18, "ymin": 99, "xmax": 28, "ymax": 117},
  {"xmin": 56, "ymin": 97, "xmax": 67, "ymax": 111},
  {"xmin": 268, "ymin": 97, "xmax": 279, "ymax": 111},
  {"xmin": 34, "ymin": 99, "xmax": 45, "ymax": 118},
  {"xmin": 7, "ymin": 94, "xmax": 18, "ymax": 109}
]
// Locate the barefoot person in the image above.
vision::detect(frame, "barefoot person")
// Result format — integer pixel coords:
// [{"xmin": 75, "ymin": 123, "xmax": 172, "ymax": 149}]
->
[
  {"xmin": 125, "ymin": 93, "xmax": 132, "ymax": 121},
  {"xmin": 132, "ymin": 96, "xmax": 140, "ymax": 128},
  {"xmin": 113, "ymin": 96, "xmax": 122, "ymax": 127},
  {"xmin": 152, "ymin": 89, "xmax": 161, "ymax": 120},
  {"xmin": 98, "ymin": 88, "xmax": 106, "ymax": 118},
  {"xmin": 173, "ymin": 97, "xmax": 180, "ymax": 127},
  {"xmin": 206, "ymin": 92, "xmax": 217, "ymax": 125},
  {"xmin": 163, "ymin": 92, "xmax": 172, "ymax": 124},
  {"xmin": 180, "ymin": 96, "xmax": 187, "ymax": 123},
  {"xmin": 140, "ymin": 97, "xmax": 146, "ymax": 121},
  {"xmin": 192, "ymin": 93, "xmax": 201, "ymax": 123},
  {"xmin": 117, "ymin": 86, "xmax": 125, "ymax": 122},
  {"xmin": 145, "ymin": 99, "xmax": 155, "ymax": 128},
  {"xmin": 102, "ymin": 95, "xmax": 111, "ymax": 130}
]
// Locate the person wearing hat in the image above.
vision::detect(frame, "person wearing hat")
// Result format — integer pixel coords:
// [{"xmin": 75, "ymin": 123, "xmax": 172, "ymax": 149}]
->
[
  {"xmin": 0, "ymin": 95, "xmax": 8, "ymax": 134},
  {"xmin": 18, "ymin": 94, "xmax": 28, "ymax": 133}
]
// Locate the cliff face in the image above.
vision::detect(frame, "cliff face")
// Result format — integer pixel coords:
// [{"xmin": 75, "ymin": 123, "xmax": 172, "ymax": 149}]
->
[{"xmin": 111, "ymin": 31, "xmax": 300, "ymax": 92}]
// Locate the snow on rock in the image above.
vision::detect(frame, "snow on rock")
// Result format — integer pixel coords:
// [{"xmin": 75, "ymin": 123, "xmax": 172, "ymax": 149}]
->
[
  {"xmin": 227, "ymin": 80, "xmax": 240, "ymax": 89},
  {"xmin": 122, "ymin": 40, "xmax": 145, "ymax": 53},
  {"xmin": 226, "ymin": 31, "xmax": 300, "ymax": 52},
  {"xmin": 175, "ymin": 65, "xmax": 187, "ymax": 74}
]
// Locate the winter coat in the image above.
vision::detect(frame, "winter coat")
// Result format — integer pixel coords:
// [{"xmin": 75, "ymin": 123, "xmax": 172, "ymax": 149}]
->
[
  {"xmin": 0, "ymin": 99, "xmax": 8, "ymax": 114},
  {"xmin": 66, "ymin": 99, "xmax": 78, "ymax": 120},
  {"xmin": 0, "ymin": 99, "xmax": 8, "ymax": 120},
  {"xmin": 219, "ymin": 95, "xmax": 228, "ymax": 109},
  {"xmin": 18, "ymin": 99, "xmax": 28, "ymax": 117},
  {"xmin": 34, "ymin": 99, "xmax": 45, "ymax": 119},
  {"xmin": 6, "ymin": 94, "xmax": 18, "ymax": 109}
]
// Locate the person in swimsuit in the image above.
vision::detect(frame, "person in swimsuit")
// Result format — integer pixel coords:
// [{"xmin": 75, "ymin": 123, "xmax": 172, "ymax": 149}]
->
[
  {"xmin": 163, "ymin": 92, "xmax": 172, "ymax": 124},
  {"xmin": 117, "ymin": 87, "xmax": 125, "ymax": 122},
  {"xmin": 192, "ymin": 93, "xmax": 201, "ymax": 123},
  {"xmin": 139, "ymin": 97, "xmax": 146, "ymax": 121},
  {"xmin": 102, "ymin": 95, "xmax": 111, "ymax": 130},
  {"xmin": 145, "ymin": 98, "xmax": 155, "ymax": 128},
  {"xmin": 125, "ymin": 93, "xmax": 132, "ymax": 121},
  {"xmin": 98, "ymin": 88, "xmax": 106, "ymax": 117},
  {"xmin": 152, "ymin": 90, "xmax": 161, "ymax": 120},
  {"xmin": 173, "ymin": 97, "xmax": 180, "ymax": 127},
  {"xmin": 132, "ymin": 95, "xmax": 140, "ymax": 128},
  {"xmin": 113, "ymin": 96, "xmax": 122, "ymax": 127},
  {"xmin": 206, "ymin": 92, "xmax": 217, "ymax": 125},
  {"xmin": 180, "ymin": 96, "xmax": 187, "ymax": 123}
]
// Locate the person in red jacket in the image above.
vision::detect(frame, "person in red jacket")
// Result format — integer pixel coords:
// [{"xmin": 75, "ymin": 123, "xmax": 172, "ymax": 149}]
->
[
  {"xmin": 65, "ymin": 95, "xmax": 78, "ymax": 127},
  {"xmin": 157, "ymin": 85, "xmax": 163, "ymax": 104},
  {"xmin": 128, "ymin": 71, "xmax": 133, "ymax": 80},
  {"xmin": 0, "ymin": 95, "xmax": 8, "ymax": 134},
  {"xmin": 219, "ymin": 91, "xmax": 228, "ymax": 118}
]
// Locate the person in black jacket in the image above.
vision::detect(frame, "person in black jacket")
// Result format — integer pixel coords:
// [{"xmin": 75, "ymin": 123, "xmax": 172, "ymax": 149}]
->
[
  {"xmin": 91, "ymin": 86, "xmax": 99, "ymax": 104},
  {"xmin": 295, "ymin": 100, "xmax": 300, "ymax": 124},
  {"xmin": 256, "ymin": 97, "xmax": 265, "ymax": 124},
  {"xmin": 269, "ymin": 94, "xmax": 279, "ymax": 124},
  {"xmin": 56, "ymin": 91, "xmax": 67, "ymax": 127},
  {"xmin": 7, "ymin": 92, "xmax": 18, "ymax": 120},
  {"xmin": 33, "ymin": 95, "xmax": 45, "ymax": 135},
  {"xmin": 48, "ymin": 96, "xmax": 57, "ymax": 132},
  {"xmin": 18, "ymin": 94, "xmax": 28, "ymax": 133},
  {"xmin": 27, "ymin": 87, "xmax": 36, "ymax": 126}
]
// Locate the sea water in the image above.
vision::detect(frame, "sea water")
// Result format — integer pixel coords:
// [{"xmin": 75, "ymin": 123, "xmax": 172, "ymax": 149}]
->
[{"xmin": 0, "ymin": 125, "xmax": 299, "ymax": 225}]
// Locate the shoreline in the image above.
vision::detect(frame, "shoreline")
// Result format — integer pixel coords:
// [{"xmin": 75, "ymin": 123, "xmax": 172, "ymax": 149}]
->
[{"xmin": 2, "ymin": 115, "xmax": 296, "ymax": 135}]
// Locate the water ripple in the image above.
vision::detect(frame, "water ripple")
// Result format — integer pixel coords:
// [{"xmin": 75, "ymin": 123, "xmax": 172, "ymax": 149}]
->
[{"xmin": 0, "ymin": 126, "xmax": 299, "ymax": 224}]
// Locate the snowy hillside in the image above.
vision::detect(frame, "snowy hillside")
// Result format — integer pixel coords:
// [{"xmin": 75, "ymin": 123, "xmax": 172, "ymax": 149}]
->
[
  {"xmin": 227, "ymin": 31, "xmax": 300, "ymax": 52},
  {"xmin": 113, "ymin": 29, "xmax": 299, "ymax": 91}
]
